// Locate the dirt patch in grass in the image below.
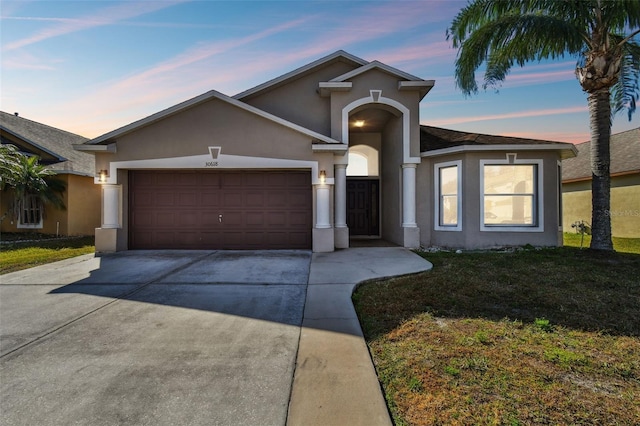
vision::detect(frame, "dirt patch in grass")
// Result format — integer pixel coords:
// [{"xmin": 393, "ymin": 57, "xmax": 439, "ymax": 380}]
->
[
  {"xmin": 0, "ymin": 234, "xmax": 95, "ymax": 274},
  {"xmin": 353, "ymin": 248, "xmax": 640, "ymax": 425}
]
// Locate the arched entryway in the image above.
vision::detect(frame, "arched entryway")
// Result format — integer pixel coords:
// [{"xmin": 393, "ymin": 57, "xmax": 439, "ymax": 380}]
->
[{"xmin": 334, "ymin": 90, "xmax": 421, "ymax": 249}]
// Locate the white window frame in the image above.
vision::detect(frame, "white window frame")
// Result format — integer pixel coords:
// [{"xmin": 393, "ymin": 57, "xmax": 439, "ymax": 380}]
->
[
  {"xmin": 434, "ymin": 160, "xmax": 462, "ymax": 231},
  {"xmin": 557, "ymin": 160, "xmax": 563, "ymax": 232},
  {"xmin": 17, "ymin": 195, "xmax": 44, "ymax": 229},
  {"xmin": 480, "ymin": 156, "xmax": 544, "ymax": 233}
]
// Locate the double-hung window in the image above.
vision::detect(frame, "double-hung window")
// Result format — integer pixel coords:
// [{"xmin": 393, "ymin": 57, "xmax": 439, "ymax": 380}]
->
[
  {"xmin": 434, "ymin": 160, "xmax": 462, "ymax": 231},
  {"xmin": 17, "ymin": 195, "xmax": 43, "ymax": 229},
  {"xmin": 480, "ymin": 158, "xmax": 543, "ymax": 232}
]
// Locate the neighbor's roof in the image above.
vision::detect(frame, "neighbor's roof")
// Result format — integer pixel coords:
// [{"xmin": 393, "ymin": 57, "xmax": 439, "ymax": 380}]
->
[
  {"xmin": 420, "ymin": 125, "xmax": 578, "ymax": 159},
  {"xmin": 562, "ymin": 127, "xmax": 640, "ymax": 182},
  {"xmin": 0, "ymin": 111, "xmax": 94, "ymax": 176}
]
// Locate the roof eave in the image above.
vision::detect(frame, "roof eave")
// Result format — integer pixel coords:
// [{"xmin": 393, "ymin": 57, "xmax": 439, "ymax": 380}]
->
[{"xmin": 421, "ymin": 143, "xmax": 578, "ymax": 159}]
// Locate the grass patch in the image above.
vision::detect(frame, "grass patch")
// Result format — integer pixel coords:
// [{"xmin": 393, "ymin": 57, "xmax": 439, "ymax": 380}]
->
[
  {"xmin": 564, "ymin": 232, "xmax": 640, "ymax": 254},
  {"xmin": 353, "ymin": 248, "xmax": 640, "ymax": 425},
  {"xmin": 0, "ymin": 234, "xmax": 95, "ymax": 274}
]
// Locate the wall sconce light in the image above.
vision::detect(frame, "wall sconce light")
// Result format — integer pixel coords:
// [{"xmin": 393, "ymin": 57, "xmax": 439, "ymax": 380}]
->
[
  {"xmin": 99, "ymin": 170, "xmax": 108, "ymax": 183},
  {"xmin": 319, "ymin": 169, "xmax": 326, "ymax": 184}
]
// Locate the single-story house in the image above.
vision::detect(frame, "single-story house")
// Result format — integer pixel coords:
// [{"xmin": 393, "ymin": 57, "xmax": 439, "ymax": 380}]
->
[
  {"xmin": 562, "ymin": 127, "xmax": 640, "ymax": 238},
  {"xmin": 75, "ymin": 50, "xmax": 577, "ymax": 252},
  {"xmin": 0, "ymin": 111, "xmax": 101, "ymax": 236}
]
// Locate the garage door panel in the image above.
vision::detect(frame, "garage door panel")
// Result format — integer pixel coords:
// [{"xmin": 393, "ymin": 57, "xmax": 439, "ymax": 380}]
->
[
  {"xmin": 129, "ymin": 170, "xmax": 311, "ymax": 249},
  {"xmin": 267, "ymin": 192, "xmax": 287, "ymax": 207},
  {"xmin": 178, "ymin": 192, "xmax": 198, "ymax": 206},
  {"xmin": 155, "ymin": 192, "xmax": 176, "ymax": 206}
]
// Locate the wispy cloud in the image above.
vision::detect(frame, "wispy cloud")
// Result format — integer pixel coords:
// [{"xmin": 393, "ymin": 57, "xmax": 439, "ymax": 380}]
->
[
  {"xmin": 3, "ymin": 1, "xmax": 187, "ymax": 51},
  {"xmin": 500, "ymin": 130, "xmax": 589, "ymax": 143},
  {"xmin": 426, "ymin": 105, "xmax": 587, "ymax": 126}
]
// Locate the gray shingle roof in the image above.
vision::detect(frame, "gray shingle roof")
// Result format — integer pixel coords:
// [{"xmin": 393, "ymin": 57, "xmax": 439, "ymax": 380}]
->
[
  {"xmin": 561, "ymin": 127, "xmax": 640, "ymax": 181},
  {"xmin": 0, "ymin": 111, "xmax": 94, "ymax": 176},
  {"xmin": 420, "ymin": 125, "xmax": 576, "ymax": 154}
]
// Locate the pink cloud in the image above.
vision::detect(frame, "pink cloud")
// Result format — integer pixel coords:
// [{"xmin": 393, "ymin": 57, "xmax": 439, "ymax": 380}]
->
[
  {"xmin": 426, "ymin": 105, "xmax": 588, "ymax": 126},
  {"xmin": 500, "ymin": 130, "xmax": 589, "ymax": 144}
]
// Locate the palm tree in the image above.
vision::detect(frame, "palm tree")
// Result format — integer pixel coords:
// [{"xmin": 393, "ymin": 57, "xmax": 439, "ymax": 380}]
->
[
  {"xmin": 0, "ymin": 144, "xmax": 22, "ymax": 189},
  {"xmin": 5, "ymin": 152, "xmax": 65, "ymax": 226},
  {"xmin": 448, "ymin": 0, "xmax": 640, "ymax": 251}
]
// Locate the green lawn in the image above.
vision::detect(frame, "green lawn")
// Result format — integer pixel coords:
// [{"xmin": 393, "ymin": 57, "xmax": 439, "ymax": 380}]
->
[
  {"xmin": 564, "ymin": 232, "xmax": 640, "ymax": 254},
  {"xmin": 353, "ymin": 248, "xmax": 640, "ymax": 425},
  {"xmin": 0, "ymin": 234, "xmax": 95, "ymax": 274}
]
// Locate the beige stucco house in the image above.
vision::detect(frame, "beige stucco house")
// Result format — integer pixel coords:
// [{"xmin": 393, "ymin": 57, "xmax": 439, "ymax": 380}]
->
[
  {"xmin": 1, "ymin": 111, "xmax": 101, "ymax": 236},
  {"xmin": 75, "ymin": 51, "xmax": 577, "ymax": 252},
  {"xmin": 562, "ymin": 127, "xmax": 640, "ymax": 238}
]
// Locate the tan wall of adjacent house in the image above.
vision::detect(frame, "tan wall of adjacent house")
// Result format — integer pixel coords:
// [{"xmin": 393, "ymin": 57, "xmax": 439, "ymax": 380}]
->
[
  {"xmin": 417, "ymin": 151, "xmax": 563, "ymax": 249},
  {"xmin": 562, "ymin": 174, "xmax": 640, "ymax": 238},
  {"xmin": 0, "ymin": 174, "xmax": 99, "ymax": 236},
  {"xmin": 67, "ymin": 174, "xmax": 101, "ymax": 235}
]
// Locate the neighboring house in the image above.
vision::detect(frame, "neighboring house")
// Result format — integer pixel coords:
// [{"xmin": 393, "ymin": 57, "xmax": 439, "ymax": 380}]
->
[
  {"xmin": 562, "ymin": 127, "xmax": 640, "ymax": 238},
  {"xmin": 0, "ymin": 111, "xmax": 101, "ymax": 236},
  {"xmin": 75, "ymin": 50, "xmax": 576, "ymax": 253}
]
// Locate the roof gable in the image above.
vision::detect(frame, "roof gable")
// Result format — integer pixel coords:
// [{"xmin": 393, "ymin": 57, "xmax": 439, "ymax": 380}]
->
[
  {"xmin": 233, "ymin": 50, "xmax": 368, "ymax": 101},
  {"xmin": 0, "ymin": 111, "xmax": 94, "ymax": 176},
  {"xmin": 82, "ymin": 89, "xmax": 341, "ymax": 146}
]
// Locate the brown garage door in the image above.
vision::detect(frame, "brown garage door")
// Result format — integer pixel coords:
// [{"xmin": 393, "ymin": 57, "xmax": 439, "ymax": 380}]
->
[{"xmin": 129, "ymin": 170, "xmax": 312, "ymax": 250}]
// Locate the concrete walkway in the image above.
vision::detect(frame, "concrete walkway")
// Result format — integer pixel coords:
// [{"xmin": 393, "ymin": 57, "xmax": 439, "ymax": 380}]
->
[{"xmin": 288, "ymin": 247, "xmax": 432, "ymax": 426}]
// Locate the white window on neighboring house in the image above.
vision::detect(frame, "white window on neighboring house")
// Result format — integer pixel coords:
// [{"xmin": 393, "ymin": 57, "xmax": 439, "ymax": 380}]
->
[
  {"xmin": 434, "ymin": 160, "xmax": 462, "ymax": 231},
  {"xmin": 17, "ymin": 195, "xmax": 43, "ymax": 229},
  {"xmin": 480, "ymin": 157, "xmax": 544, "ymax": 232}
]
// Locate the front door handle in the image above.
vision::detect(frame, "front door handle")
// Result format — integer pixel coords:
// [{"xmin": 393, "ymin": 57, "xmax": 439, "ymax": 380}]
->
[{"xmin": 218, "ymin": 214, "xmax": 223, "ymax": 223}]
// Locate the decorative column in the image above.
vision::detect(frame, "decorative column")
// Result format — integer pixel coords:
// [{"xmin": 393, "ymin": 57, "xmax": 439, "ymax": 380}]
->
[
  {"xmin": 96, "ymin": 184, "xmax": 122, "ymax": 253},
  {"xmin": 401, "ymin": 163, "xmax": 420, "ymax": 248},
  {"xmin": 313, "ymin": 181, "xmax": 334, "ymax": 253},
  {"xmin": 102, "ymin": 184, "xmax": 122, "ymax": 228},
  {"xmin": 334, "ymin": 164, "xmax": 349, "ymax": 248},
  {"xmin": 316, "ymin": 184, "xmax": 331, "ymax": 229},
  {"xmin": 401, "ymin": 164, "xmax": 417, "ymax": 227}
]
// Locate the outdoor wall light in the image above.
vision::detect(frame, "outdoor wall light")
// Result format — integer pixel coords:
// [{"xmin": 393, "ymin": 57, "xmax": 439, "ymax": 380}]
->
[
  {"xmin": 354, "ymin": 120, "xmax": 365, "ymax": 128},
  {"xmin": 99, "ymin": 169, "xmax": 109, "ymax": 183},
  {"xmin": 319, "ymin": 169, "xmax": 326, "ymax": 183}
]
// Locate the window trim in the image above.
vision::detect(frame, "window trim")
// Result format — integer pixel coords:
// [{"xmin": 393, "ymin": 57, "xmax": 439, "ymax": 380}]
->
[
  {"xmin": 17, "ymin": 195, "xmax": 44, "ymax": 229},
  {"xmin": 480, "ymin": 156, "xmax": 544, "ymax": 233},
  {"xmin": 434, "ymin": 160, "xmax": 462, "ymax": 231}
]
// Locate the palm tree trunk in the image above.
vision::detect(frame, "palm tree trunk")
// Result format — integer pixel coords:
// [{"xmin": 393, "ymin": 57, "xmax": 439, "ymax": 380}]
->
[{"xmin": 588, "ymin": 89, "xmax": 613, "ymax": 251}]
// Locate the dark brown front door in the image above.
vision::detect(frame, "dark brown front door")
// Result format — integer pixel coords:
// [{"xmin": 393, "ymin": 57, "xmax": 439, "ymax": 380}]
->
[
  {"xmin": 129, "ymin": 170, "xmax": 311, "ymax": 250},
  {"xmin": 347, "ymin": 179, "xmax": 379, "ymax": 236}
]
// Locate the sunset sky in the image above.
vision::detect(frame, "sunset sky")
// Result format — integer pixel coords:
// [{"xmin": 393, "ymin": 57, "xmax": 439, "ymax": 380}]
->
[{"xmin": 1, "ymin": 0, "xmax": 638, "ymax": 143}]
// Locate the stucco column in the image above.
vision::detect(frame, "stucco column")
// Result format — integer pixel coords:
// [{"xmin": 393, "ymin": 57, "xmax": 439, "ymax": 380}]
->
[
  {"xmin": 334, "ymin": 164, "xmax": 347, "ymax": 228},
  {"xmin": 315, "ymin": 184, "xmax": 331, "ymax": 229},
  {"xmin": 402, "ymin": 164, "xmax": 417, "ymax": 227},
  {"xmin": 102, "ymin": 184, "xmax": 122, "ymax": 228},
  {"xmin": 334, "ymin": 164, "xmax": 349, "ymax": 248},
  {"xmin": 313, "ymin": 183, "xmax": 334, "ymax": 252}
]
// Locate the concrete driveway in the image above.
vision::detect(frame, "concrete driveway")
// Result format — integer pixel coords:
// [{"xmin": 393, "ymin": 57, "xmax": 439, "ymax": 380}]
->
[{"xmin": 0, "ymin": 250, "xmax": 311, "ymax": 426}]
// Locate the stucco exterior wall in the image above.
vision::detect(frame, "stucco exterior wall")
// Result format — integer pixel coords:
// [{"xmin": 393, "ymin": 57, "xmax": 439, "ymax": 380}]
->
[
  {"xmin": 417, "ymin": 151, "xmax": 563, "ymax": 249},
  {"xmin": 240, "ymin": 61, "xmax": 357, "ymax": 137},
  {"xmin": 380, "ymin": 115, "xmax": 404, "ymax": 246},
  {"xmin": 562, "ymin": 174, "xmax": 640, "ymax": 238},
  {"xmin": 95, "ymin": 97, "xmax": 319, "ymax": 172}
]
